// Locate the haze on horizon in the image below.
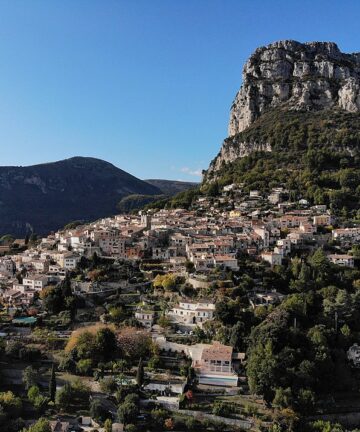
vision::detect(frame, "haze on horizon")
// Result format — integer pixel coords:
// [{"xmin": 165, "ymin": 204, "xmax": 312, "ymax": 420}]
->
[{"xmin": 0, "ymin": 0, "xmax": 359, "ymax": 181}]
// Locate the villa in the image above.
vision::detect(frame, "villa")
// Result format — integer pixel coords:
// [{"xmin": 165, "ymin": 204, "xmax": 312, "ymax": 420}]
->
[
  {"xmin": 135, "ymin": 309, "xmax": 155, "ymax": 329},
  {"xmin": 168, "ymin": 299, "xmax": 215, "ymax": 326},
  {"xmin": 193, "ymin": 341, "xmax": 238, "ymax": 387}
]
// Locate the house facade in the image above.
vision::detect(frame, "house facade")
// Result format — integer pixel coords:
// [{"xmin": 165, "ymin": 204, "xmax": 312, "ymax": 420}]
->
[{"xmin": 193, "ymin": 341, "xmax": 238, "ymax": 387}]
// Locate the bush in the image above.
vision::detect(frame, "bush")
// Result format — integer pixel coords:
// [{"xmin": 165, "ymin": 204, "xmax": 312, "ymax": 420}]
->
[
  {"xmin": 27, "ymin": 386, "xmax": 40, "ymax": 403},
  {"xmin": 185, "ymin": 416, "xmax": 196, "ymax": 430},
  {"xmin": 150, "ymin": 408, "xmax": 168, "ymax": 427},
  {"xmin": 76, "ymin": 359, "xmax": 93, "ymax": 375},
  {"xmin": 212, "ymin": 400, "xmax": 234, "ymax": 417},
  {"xmin": 56, "ymin": 379, "xmax": 90, "ymax": 410},
  {"xmin": 147, "ymin": 355, "xmax": 161, "ymax": 370},
  {"xmin": 23, "ymin": 366, "xmax": 38, "ymax": 390},
  {"xmin": 117, "ymin": 401, "xmax": 139, "ymax": 425},
  {"xmin": 59, "ymin": 354, "xmax": 76, "ymax": 373},
  {"xmin": 100, "ymin": 376, "xmax": 117, "ymax": 394},
  {"xmin": 0, "ymin": 391, "xmax": 22, "ymax": 418},
  {"xmin": 21, "ymin": 418, "xmax": 51, "ymax": 432},
  {"xmin": 90, "ymin": 398, "xmax": 109, "ymax": 423}
]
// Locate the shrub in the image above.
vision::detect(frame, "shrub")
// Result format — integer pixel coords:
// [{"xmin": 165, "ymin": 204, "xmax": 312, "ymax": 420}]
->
[
  {"xmin": 90, "ymin": 398, "xmax": 109, "ymax": 423},
  {"xmin": 100, "ymin": 376, "xmax": 117, "ymax": 394},
  {"xmin": 76, "ymin": 359, "xmax": 93, "ymax": 375}
]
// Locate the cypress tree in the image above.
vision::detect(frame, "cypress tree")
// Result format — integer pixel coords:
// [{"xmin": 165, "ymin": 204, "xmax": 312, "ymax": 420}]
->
[
  {"xmin": 49, "ymin": 363, "xmax": 56, "ymax": 402},
  {"xmin": 136, "ymin": 358, "xmax": 144, "ymax": 388}
]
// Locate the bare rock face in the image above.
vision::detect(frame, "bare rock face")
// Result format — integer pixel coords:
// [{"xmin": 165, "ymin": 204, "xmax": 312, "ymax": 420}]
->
[
  {"xmin": 205, "ymin": 40, "xmax": 360, "ymax": 179},
  {"xmin": 208, "ymin": 139, "xmax": 272, "ymax": 173},
  {"xmin": 228, "ymin": 40, "xmax": 360, "ymax": 136}
]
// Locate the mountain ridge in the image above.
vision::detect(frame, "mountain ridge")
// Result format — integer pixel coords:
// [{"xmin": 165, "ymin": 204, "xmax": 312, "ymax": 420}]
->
[
  {"xmin": 144, "ymin": 179, "xmax": 198, "ymax": 195},
  {"xmin": 0, "ymin": 156, "xmax": 161, "ymax": 236}
]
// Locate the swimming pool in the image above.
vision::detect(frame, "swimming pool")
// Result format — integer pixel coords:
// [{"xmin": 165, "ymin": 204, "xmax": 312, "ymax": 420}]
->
[{"xmin": 12, "ymin": 316, "xmax": 37, "ymax": 325}]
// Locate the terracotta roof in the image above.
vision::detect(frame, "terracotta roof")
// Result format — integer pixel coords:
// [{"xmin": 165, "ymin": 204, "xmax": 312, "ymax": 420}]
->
[{"xmin": 201, "ymin": 342, "xmax": 233, "ymax": 361}]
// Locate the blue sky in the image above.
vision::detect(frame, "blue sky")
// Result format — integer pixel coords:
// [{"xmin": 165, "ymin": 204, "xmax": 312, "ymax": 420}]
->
[{"xmin": 0, "ymin": 0, "xmax": 359, "ymax": 180}]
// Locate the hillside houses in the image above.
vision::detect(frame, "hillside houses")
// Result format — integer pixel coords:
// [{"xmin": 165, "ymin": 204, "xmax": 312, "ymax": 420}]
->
[
  {"xmin": 168, "ymin": 299, "xmax": 215, "ymax": 327},
  {"xmin": 328, "ymin": 254, "xmax": 355, "ymax": 268},
  {"xmin": 332, "ymin": 227, "xmax": 360, "ymax": 243},
  {"xmin": 0, "ymin": 188, "xmax": 357, "ymax": 317}
]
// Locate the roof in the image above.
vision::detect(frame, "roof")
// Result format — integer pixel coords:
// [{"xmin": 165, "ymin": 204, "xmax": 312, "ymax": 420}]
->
[
  {"xmin": 49, "ymin": 420, "xmax": 70, "ymax": 432},
  {"xmin": 214, "ymin": 255, "xmax": 237, "ymax": 261},
  {"xmin": 201, "ymin": 341, "xmax": 233, "ymax": 361}
]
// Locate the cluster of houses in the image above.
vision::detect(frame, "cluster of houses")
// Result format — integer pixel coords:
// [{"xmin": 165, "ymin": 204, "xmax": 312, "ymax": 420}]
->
[
  {"xmin": 33, "ymin": 194, "xmax": 354, "ymax": 275},
  {"xmin": 0, "ymin": 183, "xmax": 358, "ymax": 389},
  {"xmin": 0, "ymin": 185, "xmax": 357, "ymax": 312},
  {"xmin": 0, "ymin": 250, "xmax": 73, "ymax": 307}
]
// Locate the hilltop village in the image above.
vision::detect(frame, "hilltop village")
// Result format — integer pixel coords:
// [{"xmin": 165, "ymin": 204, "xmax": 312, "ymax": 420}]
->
[{"xmin": 0, "ymin": 183, "xmax": 359, "ymax": 432}]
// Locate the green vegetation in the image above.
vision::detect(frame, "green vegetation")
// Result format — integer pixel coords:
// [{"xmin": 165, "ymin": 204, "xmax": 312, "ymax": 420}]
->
[
  {"xmin": 55, "ymin": 379, "xmax": 91, "ymax": 411},
  {"xmin": 153, "ymin": 273, "xmax": 183, "ymax": 291},
  {"xmin": 49, "ymin": 364, "xmax": 56, "ymax": 402},
  {"xmin": 63, "ymin": 220, "xmax": 85, "ymax": 230},
  {"xmin": 21, "ymin": 418, "xmax": 51, "ymax": 432},
  {"xmin": 117, "ymin": 393, "xmax": 139, "ymax": 425},
  {"xmin": 144, "ymin": 187, "xmax": 201, "ymax": 210},
  {"xmin": 136, "ymin": 358, "xmax": 144, "ymax": 388},
  {"xmin": 117, "ymin": 194, "xmax": 165, "ymax": 213},
  {"xmin": 206, "ymin": 108, "xmax": 360, "ymax": 215}
]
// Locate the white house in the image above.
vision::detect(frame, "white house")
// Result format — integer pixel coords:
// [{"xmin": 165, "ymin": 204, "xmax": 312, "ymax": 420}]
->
[
  {"xmin": 193, "ymin": 342, "xmax": 238, "ymax": 387},
  {"xmin": 328, "ymin": 254, "xmax": 355, "ymax": 268},
  {"xmin": 213, "ymin": 255, "xmax": 239, "ymax": 271},
  {"xmin": 261, "ymin": 252, "xmax": 282, "ymax": 266},
  {"xmin": 169, "ymin": 299, "xmax": 215, "ymax": 326},
  {"xmin": 332, "ymin": 228, "xmax": 360, "ymax": 243},
  {"xmin": 58, "ymin": 253, "xmax": 80, "ymax": 270},
  {"xmin": 23, "ymin": 275, "xmax": 49, "ymax": 291},
  {"xmin": 135, "ymin": 309, "xmax": 155, "ymax": 328}
]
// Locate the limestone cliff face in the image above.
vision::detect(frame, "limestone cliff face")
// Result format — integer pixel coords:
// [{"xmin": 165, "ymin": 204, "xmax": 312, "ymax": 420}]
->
[
  {"xmin": 206, "ymin": 40, "xmax": 360, "ymax": 178},
  {"xmin": 229, "ymin": 40, "xmax": 360, "ymax": 135}
]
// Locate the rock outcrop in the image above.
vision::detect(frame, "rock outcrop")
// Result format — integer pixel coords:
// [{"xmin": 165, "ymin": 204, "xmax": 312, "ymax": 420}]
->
[
  {"xmin": 205, "ymin": 40, "xmax": 360, "ymax": 178},
  {"xmin": 229, "ymin": 40, "xmax": 360, "ymax": 136}
]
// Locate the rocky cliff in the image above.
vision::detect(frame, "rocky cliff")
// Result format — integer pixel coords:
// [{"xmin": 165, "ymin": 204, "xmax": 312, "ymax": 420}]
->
[{"xmin": 206, "ymin": 40, "xmax": 360, "ymax": 176}]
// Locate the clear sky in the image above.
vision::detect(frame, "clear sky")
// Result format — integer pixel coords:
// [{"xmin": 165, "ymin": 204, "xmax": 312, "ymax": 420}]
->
[{"xmin": 0, "ymin": 0, "xmax": 359, "ymax": 181}]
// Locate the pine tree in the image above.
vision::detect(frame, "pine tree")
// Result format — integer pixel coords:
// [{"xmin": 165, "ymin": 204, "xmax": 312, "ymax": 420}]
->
[
  {"xmin": 136, "ymin": 358, "xmax": 144, "ymax": 388},
  {"xmin": 49, "ymin": 363, "xmax": 56, "ymax": 402}
]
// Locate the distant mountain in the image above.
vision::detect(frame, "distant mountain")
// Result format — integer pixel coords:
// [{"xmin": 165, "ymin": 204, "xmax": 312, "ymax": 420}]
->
[
  {"xmin": 144, "ymin": 179, "xmax": 198, "ymax": 195},
  {"xmin": 0, "ymin": 157, "xmax": 161, "ymax": 236},
  {"xmin": 116, "ymin": 180, "xmax": 199, "ymax": 213}
]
